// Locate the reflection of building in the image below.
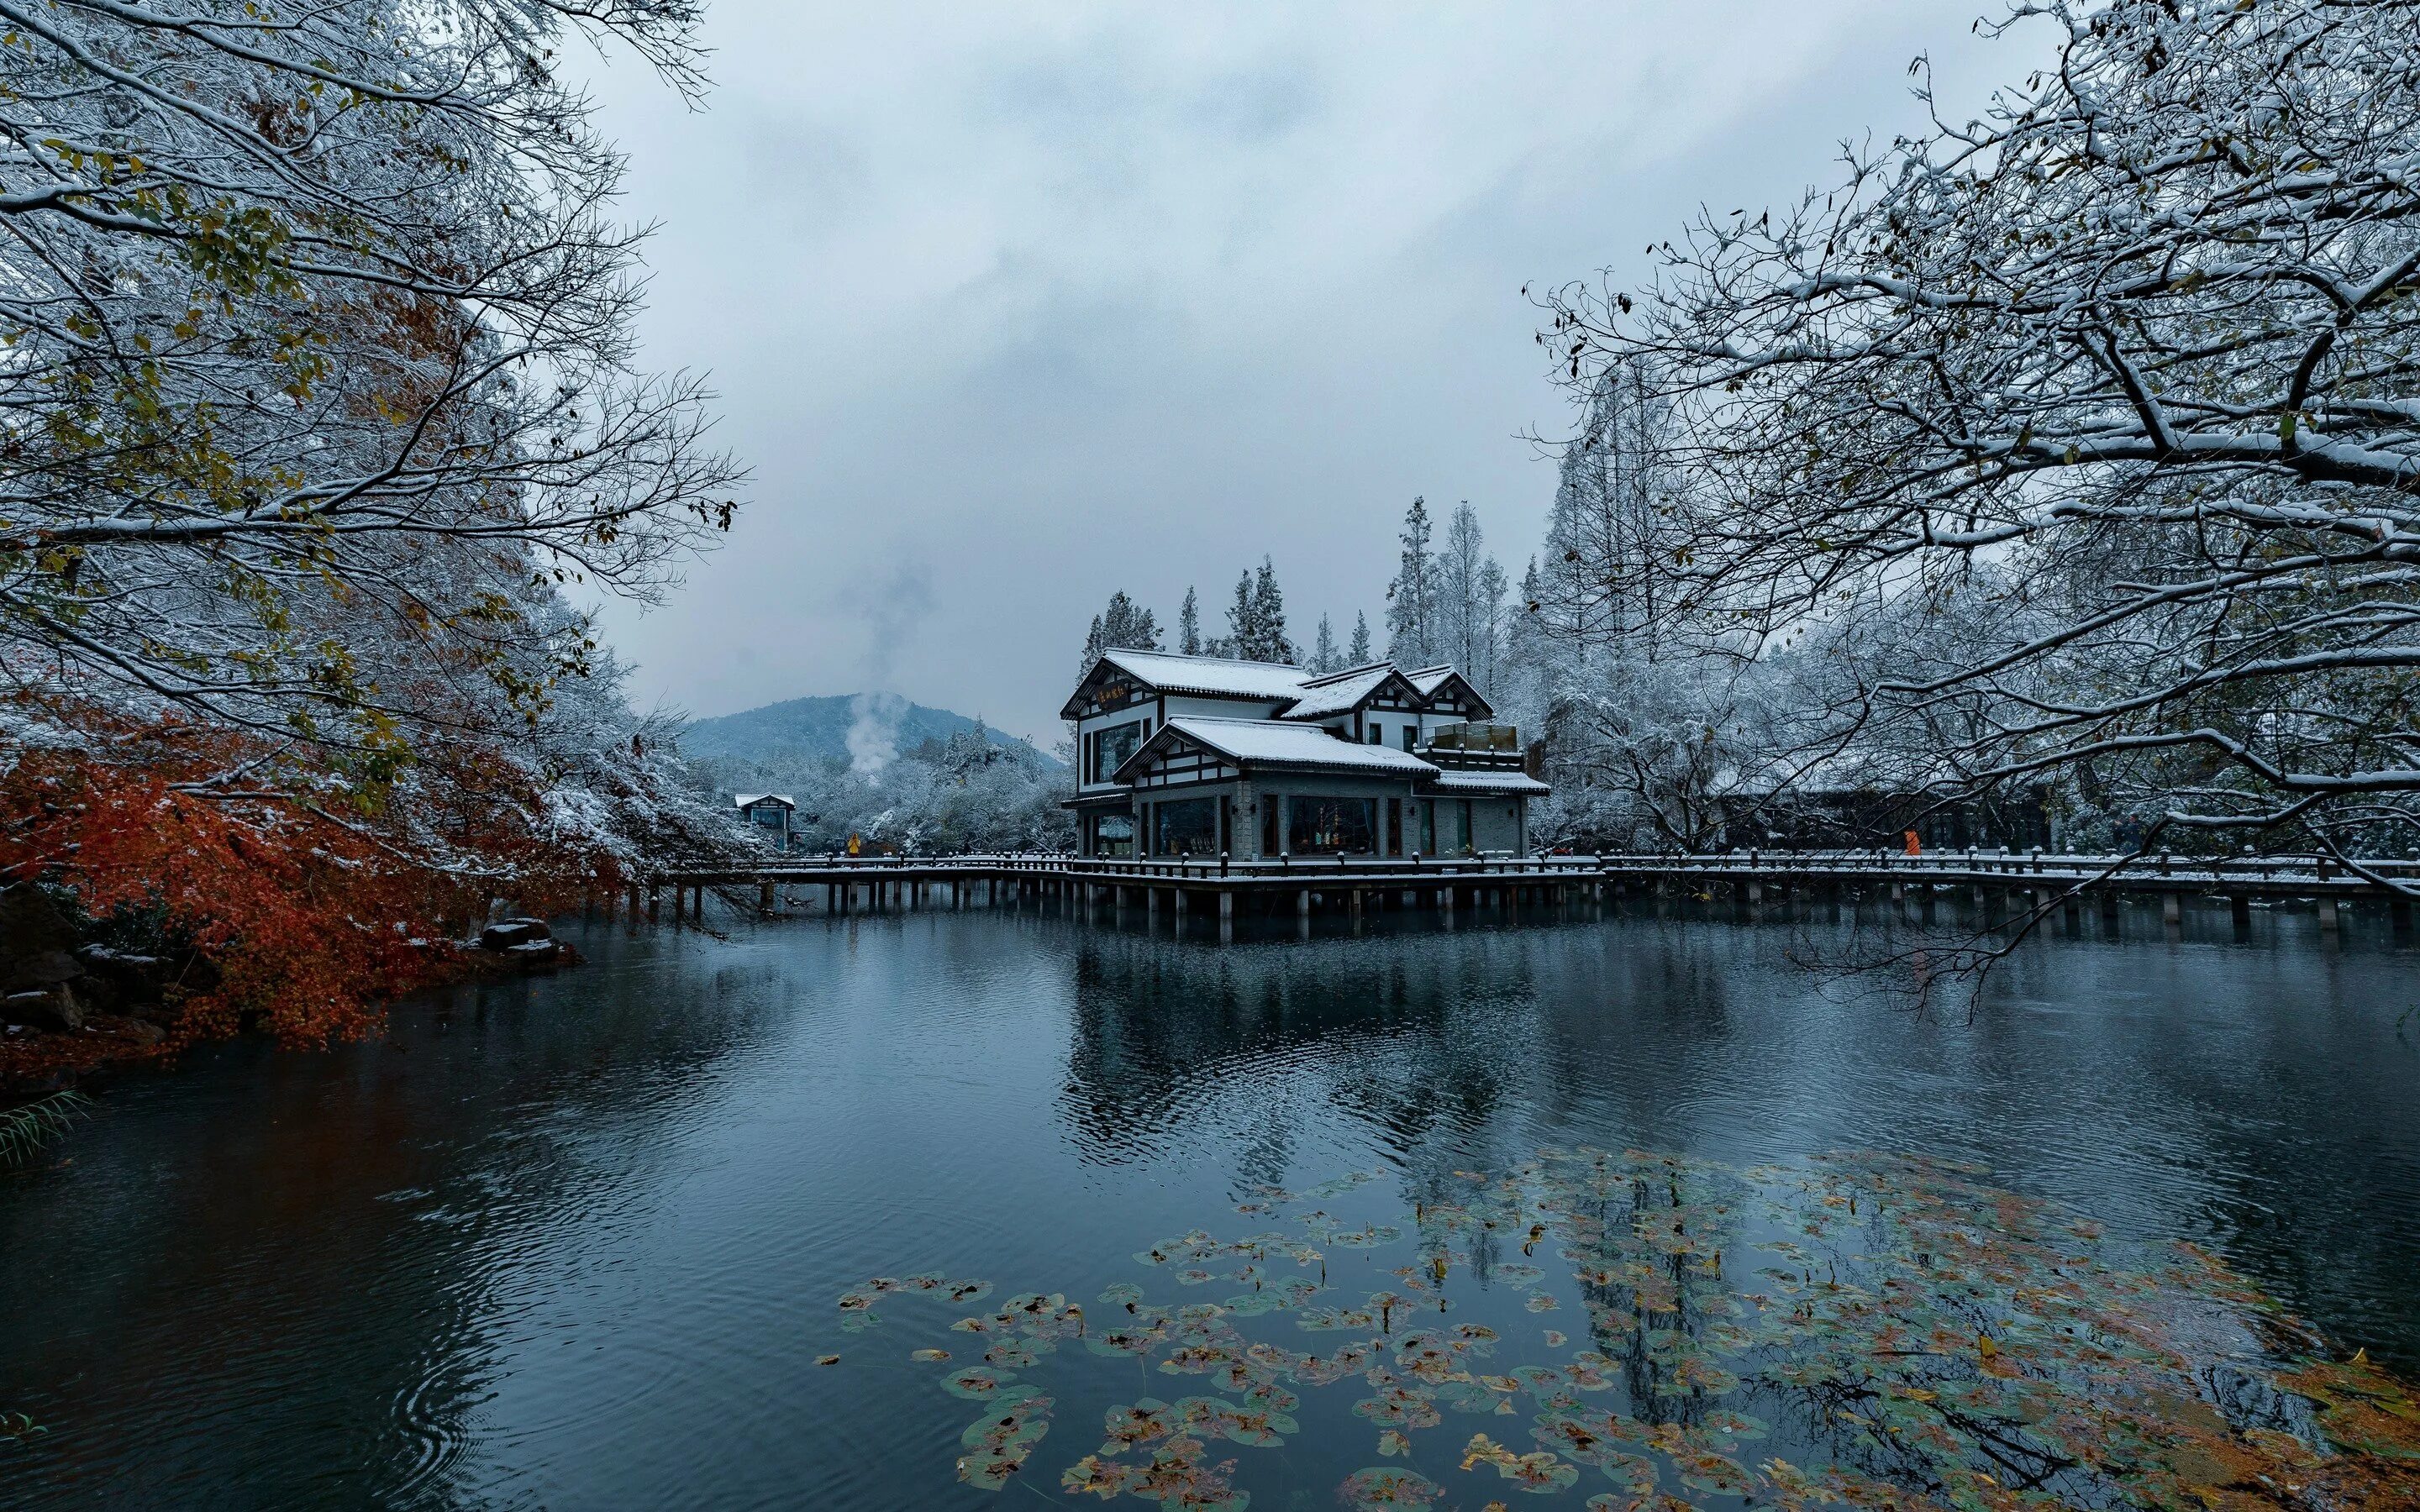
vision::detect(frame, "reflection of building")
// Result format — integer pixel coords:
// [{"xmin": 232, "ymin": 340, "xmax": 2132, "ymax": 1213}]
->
[
  {"xmin": 1060, "ymin": 651, "xmax": 1548, "ymax": 859},
  {"xmin": 734, "ymin": 793, "xmax": 798, "ymax": 852}
]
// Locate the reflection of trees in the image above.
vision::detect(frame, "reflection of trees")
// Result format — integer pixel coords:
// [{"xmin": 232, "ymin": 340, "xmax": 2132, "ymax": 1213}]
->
[
  {"xmin": 1055, "ymin": 937, "xmax": 1544, "ymax": 1171},
  {"xmin": 0, "ymin": 929, "xmax": 773, "ymax": 1507}
]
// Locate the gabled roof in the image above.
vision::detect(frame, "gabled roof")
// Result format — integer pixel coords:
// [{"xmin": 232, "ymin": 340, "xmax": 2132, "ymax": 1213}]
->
[
  {"xmin": 1403, "ymin": 664, "xmax": 1494, "ymax": 719},
  {"xmin": 1061, "ymin": 648, "xmax": 1308, "ymax": 717},
  {"xmin": 733, "ymin": 793, "xmax": 795, "ymax": 809},
  {"xmin": 1113, "ymin": 717, "xmax": 1441, "ymax": 783},
  {"xmin": 1279, "ymin": 663, "xmax": 1419, "ymax": 721}
]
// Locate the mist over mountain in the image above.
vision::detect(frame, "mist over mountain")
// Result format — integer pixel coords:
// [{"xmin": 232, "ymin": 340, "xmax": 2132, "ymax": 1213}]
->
[{"xmin": 679, "ymin": 694, "xmax": 1060, "ymax": 772}]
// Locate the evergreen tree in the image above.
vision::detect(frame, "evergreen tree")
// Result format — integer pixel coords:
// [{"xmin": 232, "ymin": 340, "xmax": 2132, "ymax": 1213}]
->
[
  {"xmin": 1218, "ymin": 570, "xmax": 1255, "ymax": 659},
  {"xmin": 1249, "ymin": 557, "xmax": 1297, "ymax": 664},
  {"xmin": 1348, "ymin": 612, "xmax": 1374, "ymax": 664},
  {"xmin": 1177, "ymin": 587, "xmax": 1202, "ymax": 655},
  {"xmin": 1081, "ymin": 591, "xmax": 1161, "ymax": 671},
  {"xmin": 1435, "ymin": 501, "xmax": 1507, "ymax": 695},
  {"xmin": 1310, "ymin": 615, "xmax": 1339, "ymax": 675},
  {"xmin": 1385, "ymin": 496, "xmax": 1438, "ymax": 666}
]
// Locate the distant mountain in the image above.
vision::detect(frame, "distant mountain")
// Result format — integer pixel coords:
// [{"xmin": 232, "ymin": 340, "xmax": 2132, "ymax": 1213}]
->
[{"xmin": 678, "ymin": 693, "xmax": 1061, "ymax": 770}]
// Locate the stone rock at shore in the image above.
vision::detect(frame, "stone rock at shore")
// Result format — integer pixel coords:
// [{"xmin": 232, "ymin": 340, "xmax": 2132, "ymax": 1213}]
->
[
  {"xmin": 1, "ymin": 886, "xmax": 85, "ymax": 1000},
  {"xmin": 478, "ymin": 918, "xmax": 552, "ymax": 951},
  {"xmin": 5, "ymin": 984, "xmax": 83, "ymax": 1034}
]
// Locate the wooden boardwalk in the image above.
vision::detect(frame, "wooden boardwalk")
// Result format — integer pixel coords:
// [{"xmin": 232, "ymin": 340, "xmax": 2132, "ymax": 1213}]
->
[{"xmin": 632, "ymin": 849, "xmax": 2420, "ymax": 940}]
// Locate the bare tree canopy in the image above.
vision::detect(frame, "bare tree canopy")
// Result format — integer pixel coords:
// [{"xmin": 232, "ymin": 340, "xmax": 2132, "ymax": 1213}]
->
[
  {"xmin": 0, "ymin": 0, "xmax": 742, "ymax": 774},
  {"xmin": 1539, "ymin": 0, "xmax": 2420, "ymax": 861}
]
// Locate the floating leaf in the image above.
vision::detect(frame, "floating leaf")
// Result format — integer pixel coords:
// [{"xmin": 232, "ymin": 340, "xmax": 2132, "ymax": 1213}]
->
[
  {"xmin": 956, "ymin": 1394, "xmax": 1051, "ymax": 1491},
  {"xmin": 911, "ymin": 1348, "xmax": 950, "ymax": 1362},
  {"xmin": 1379, "ymin": 1429, "xmax": 1411, "ymax": 1457},
  {"xmin": 1338, "ymin": 1466, "xmax": 1443, "ymax": 1509},
  {"xmin": 942, "ymin": 1366, "xmax": 1018, "ymax": 1399}
]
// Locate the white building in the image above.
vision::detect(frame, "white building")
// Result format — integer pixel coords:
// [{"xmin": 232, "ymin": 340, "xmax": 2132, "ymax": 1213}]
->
[
  {"xmin": 1060, "ymin": 650, "xmax": 1547, "ymax": 860},
  {"xmin": 734, "ymin": 792, "xmax": 798, "ymax": 852}
]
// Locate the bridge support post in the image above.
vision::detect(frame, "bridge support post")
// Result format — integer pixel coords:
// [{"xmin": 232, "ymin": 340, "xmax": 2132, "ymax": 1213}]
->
[
  {"xmin": 2317, "ymin": 895, "xmax": 2340, "ymax": 934},
  {"xmin": 759, "ymin": 880, "xmax": 775, "ymax": 915},
  {"xmin": 1297, "ymin": 889, "xmax": 1313, "ymax": 922},
  {"xmin": 2162, "ymin": 891, "xmax": 2182, "ymax": 927},
  {"xmin": 1439, "ymin": 887, "xmax": 1455, "ymax": 927},
  {"xmin": 2232, "ymin": 894, "xmax": 2252, "ymax": 937},
  {"xmin": 1349, "ymin": 889, "xmax": 1365, "ymax": 932},
  {"xmin": 1147, "ymin": 889, "xmax": 1160, "ymax": 927}
]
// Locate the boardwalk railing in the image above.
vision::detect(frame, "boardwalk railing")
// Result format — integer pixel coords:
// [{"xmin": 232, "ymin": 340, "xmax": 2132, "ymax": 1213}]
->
[{"xmin": 629, "ymin": 848, "xmax": 2417, "ymax": 936}]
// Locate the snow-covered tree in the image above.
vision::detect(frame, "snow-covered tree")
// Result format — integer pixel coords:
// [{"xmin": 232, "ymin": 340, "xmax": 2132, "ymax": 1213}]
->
[
  {"xmin": 1347, "ymin": 612, "xmax": 1374, "ymax": 665},
  {"xmin": 1385, "ymin": 497, "xmax": 1439, "ymax": 665},
  {"xmin": 1081, "ymin": 591, "xmax": 1161, "ymax": 672},
  {"xmin": 1309, "ymin": 615, "xmax": 1340, "ymax": 675},
  {"xmin": 1250, "ymin": 558, "xmax": 1297, "ymax": 664},
  {"xmin": 1434, "ymin": 502, "xmax": 1507, "ymax": 694},
  {"xmin": 1217, "ymin": 558, "xmax": 1295, "ymax": 664},
  {"xmin": 0, "ymin": 0, "xmax": 739, "ymax": 780},
  {"xmin": 0, "ymin": 0, "xmax": 755, "ymax": 1059},
  {"xmin": 1540, "ymin": 0, "xmax": 2420, "ymax": 865},
  {"xmin": 1177, "ymin": 587, "xmax": 1203, "ymax": 655}
]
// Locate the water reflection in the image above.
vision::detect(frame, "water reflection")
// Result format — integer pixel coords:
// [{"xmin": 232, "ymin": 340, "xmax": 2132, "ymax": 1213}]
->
[{"xmin": 0, "ymin": 911, "xmax": 2412, "ymax": 1509}]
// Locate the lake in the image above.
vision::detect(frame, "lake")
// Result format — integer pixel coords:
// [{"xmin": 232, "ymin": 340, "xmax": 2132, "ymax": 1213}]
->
[{"xmin": 3, "ymin": 900, "xmax": 2417, "ymax": 1509}]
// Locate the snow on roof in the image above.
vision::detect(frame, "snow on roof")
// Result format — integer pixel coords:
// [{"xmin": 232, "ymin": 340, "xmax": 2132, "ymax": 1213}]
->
[
  {"xmin": 1424, "ymin": 770, "xmax": 1550, "ymax": 796},
  {"xmin": 1403, "ymin": 664, "xmax": 1456, "ymax": 696},
  {"xmin": 1089, "ymin": 649, "xmax": 1311, "ymax": 703},
  {"xmin": 1280, "ymin": 664, "xmax": 1399, "ymax": 720},
  {"xmin": 1153, "ymin": 717, "xmax": 1442, "ymax": 775},
  {"xmin": 733, "ymin": 793, "xmax": 796, "ymax": 809}
]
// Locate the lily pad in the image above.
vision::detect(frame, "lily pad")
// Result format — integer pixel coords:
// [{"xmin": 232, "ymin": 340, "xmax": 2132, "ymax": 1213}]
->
[
  {"xmin": 1338, "ymin": 1466, "xmax": 1443, "ymax": 1509},
  {"xmin": 942, "ymin": 1366, "xmax": 1021, "ymax": 1399}
]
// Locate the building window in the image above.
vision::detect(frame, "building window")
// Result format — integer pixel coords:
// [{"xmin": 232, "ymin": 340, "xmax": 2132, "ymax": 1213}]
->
[
  {"xmin": 1386, "ymin": 798, "xmax": 1403, "ymax": 857},
  {"xmin": 1093, "ymin": 721, "xmax": 1142, "ymax": 783},
  {"xmin": 1455, "ymin": 800, "xmax": 1474, "ymax": 854},
  {"xmin": 1261, "ymin": 801, "xmax": 1279, "ymax": 857},
  {"xmin": 1401, "ymin": 726, "xmax": 1416, "ymax": 751},
  {"xmin": 1365, "ymin": 724, "xmax": 1381, "ymax": 745},
  {"xmin": 1288, "ymin": 796, "xmax": 1376, "ymax": 855},
  {"xmin": 1153, "ymin": 797, "xmax": 1219, "ymax": 857},
  {"xmin": 1091, "ymin": 811, "xmax": 1135, "ymax": 858}
]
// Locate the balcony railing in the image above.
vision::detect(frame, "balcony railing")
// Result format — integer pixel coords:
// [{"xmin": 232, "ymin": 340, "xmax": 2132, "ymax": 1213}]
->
[{"xmin": 1421, "ymin": 721, "xmax": 1519, "ymax": 753}]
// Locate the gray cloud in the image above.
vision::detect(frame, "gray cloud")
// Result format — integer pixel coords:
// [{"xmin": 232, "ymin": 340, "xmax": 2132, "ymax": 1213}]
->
[{"xmin": 580, "ymin": 2, "xmax": 2029, "ymax": 743}]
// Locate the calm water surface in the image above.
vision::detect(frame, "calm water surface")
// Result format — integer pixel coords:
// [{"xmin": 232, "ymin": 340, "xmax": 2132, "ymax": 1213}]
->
[{"xmin": 2, "ymin": 903, "xmax": 2417, "ymax": 1509}]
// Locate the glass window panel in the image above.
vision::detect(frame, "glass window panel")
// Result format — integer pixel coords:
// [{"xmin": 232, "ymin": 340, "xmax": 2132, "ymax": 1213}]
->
[
  {"xmin": 1287, "ymin": 795, "xmax": 1375, "ymax": 855},
  {"xmin": 1094, "ymin": 722, "xmax": 1143, "ymax": 782},
  {"xmin": 1152, "ymin": 797, "xmax": 1219, "ymax": 857},
  {"xmin": 1092, "ymin": 812, "xmax": 1135, "ymax": 858}
]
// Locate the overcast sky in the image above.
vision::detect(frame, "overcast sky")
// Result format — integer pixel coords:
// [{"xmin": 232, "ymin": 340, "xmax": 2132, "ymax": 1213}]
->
[{"xmin": 579, "ymin": 3, "xmax": 2025, "ymax": 744}]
